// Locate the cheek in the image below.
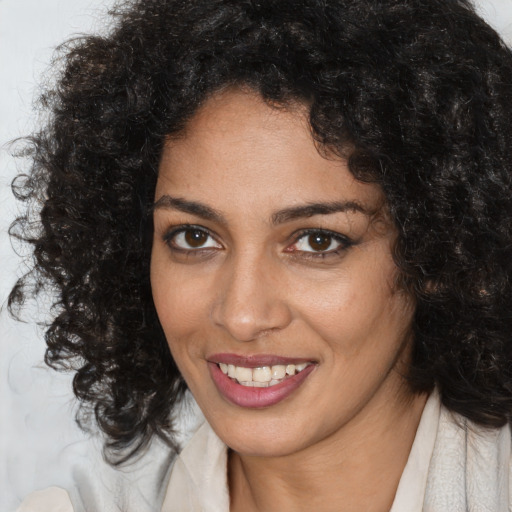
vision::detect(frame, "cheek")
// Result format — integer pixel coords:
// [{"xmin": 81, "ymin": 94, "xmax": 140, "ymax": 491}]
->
[
  {"xmin": 295, "ymin": 260, "xmax": 412, "ymax": 355},
  {"xmin": 150, "ymin": 253, "xmax": 210, "ymax": 351},
  {"xmin": 151, "ymin": 276, "xmax": 211, "ymax": 387}
]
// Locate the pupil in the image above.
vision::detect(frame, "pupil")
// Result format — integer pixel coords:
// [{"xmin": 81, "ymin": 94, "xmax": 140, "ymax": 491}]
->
[
  {"xmin": 309, "ymin": 233, "xmax": 331, "ymax": 251},
  {"xmin": 185, "ymin": 229, "xmax": 207, "ymax": 247}
]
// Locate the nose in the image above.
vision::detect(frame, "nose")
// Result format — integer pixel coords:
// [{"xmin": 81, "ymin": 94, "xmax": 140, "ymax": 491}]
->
[{"xmin": 211, "ymin": 252, "xmax": 293, "ymax": 342}]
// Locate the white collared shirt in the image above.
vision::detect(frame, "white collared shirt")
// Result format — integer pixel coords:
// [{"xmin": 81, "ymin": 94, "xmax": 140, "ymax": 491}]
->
[
  {"xmin": 17, "ymin": 390, "xmax": 512, "ymax": 512},
  {"xmin": 160, "ymin": 390, "xmax": 440, "ymax": 512}
]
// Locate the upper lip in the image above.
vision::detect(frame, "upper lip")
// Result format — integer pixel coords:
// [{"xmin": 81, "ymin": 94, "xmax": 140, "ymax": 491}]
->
[{"xmin": 207, "ymin": 353, "xmax": 316, "ymax": 368}]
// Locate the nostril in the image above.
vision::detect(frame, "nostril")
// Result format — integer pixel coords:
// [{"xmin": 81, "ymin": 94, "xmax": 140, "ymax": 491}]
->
[
  {"xmin": 210, "ymin": 260, "xmax": 293, "ymax": 341},
  {"xmin": 211, "ymin": 292, "xmax": 292, "ymax": 342}
]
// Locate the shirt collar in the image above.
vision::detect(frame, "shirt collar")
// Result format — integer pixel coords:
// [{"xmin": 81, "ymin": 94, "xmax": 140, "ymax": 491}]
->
[{"xmin": 162, "ymin": 390, "xmax": 440, "ymax": 512}]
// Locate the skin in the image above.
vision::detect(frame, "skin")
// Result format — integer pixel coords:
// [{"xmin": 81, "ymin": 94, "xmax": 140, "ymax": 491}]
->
[{"xmin": 151, "ymin": 88, "xmax": 427, "ymax": 512}]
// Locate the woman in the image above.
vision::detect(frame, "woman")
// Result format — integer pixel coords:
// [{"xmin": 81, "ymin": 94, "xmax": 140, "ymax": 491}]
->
[{"xmin": 12, "ymin": 0, "xmax": 512, "ymax": 510}]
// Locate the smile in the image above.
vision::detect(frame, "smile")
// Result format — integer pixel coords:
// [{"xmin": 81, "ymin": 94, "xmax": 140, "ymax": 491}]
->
[
  {"xmin": 208, "ymin": 355, "xmax": 316, "ymax": 408},
  {"xmin": 218, "ymin": 362, "xmax": 312, "ymax": 387}
]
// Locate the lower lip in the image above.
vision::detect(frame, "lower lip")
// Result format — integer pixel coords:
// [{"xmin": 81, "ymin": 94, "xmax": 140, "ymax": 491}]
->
[{"xmin": 208, "ymin": 362, "xmax": 316, "ymax": 408}]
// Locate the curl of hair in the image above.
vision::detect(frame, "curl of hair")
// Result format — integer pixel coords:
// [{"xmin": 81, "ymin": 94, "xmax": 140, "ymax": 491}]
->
[{"xmin": 10, "ymin": 0, "xmax": 512, "ymax": 463}]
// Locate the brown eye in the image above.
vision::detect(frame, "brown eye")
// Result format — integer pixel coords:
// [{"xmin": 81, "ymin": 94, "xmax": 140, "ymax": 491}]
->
[
  {"xmin": 308, "ymin": 233, "xmax": 332, "ymax": 252},
  {"xmin": 167, "ymin": 227, "xmax": 222, "ymax": 251},
  {"xmin": 185, "ymin": 229, "xmax": 208, "ymax": 248},
  {"xmin": 290, "ymin": 230, "xmax": 349, "ymax": 255}
]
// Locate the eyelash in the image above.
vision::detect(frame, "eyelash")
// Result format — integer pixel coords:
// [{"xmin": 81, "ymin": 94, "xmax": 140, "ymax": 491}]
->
[
  {"xmin": 162, "ymin": 225, "xmax": 222, "ymax": 254},
  {"xmin": 162, "ymin": 225, "xmax": 354, "ymax": 259},
  {"xmin": 286, "ymin": 229, "xmax": 354, "ymax": 259}
]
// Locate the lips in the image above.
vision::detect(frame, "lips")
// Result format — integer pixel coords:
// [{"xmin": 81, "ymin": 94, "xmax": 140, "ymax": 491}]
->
[{"xmin": 208, "ymin": 353, "xmax": 316, "ymax": 408}]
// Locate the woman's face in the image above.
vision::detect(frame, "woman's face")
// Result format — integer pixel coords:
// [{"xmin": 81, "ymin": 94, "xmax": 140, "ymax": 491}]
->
[{"xmin": 151, "ymin": 89, "xmax": 416, "ymax": 458}]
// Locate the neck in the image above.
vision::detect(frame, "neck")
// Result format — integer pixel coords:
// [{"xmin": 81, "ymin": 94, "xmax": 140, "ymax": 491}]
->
[{"xmin": 229, "ymin": 387, "xmax": 428, "ymax": 512}]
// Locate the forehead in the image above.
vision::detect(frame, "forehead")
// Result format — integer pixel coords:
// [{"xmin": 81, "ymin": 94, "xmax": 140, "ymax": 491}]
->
[{"xmin": 156, "ymin": 89, "xmax": 385, "ymax": 217}]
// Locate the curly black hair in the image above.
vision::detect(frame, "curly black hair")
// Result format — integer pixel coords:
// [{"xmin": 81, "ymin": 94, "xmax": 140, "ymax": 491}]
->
[{"xmin": 9, "ymin": 0, "xmax": 512, "ymax": 463}]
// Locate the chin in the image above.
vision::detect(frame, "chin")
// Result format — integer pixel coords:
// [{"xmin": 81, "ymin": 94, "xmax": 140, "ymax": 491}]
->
[{"xmin": 210, "ymin": 412, "xmax": 318, "ymax": 458}]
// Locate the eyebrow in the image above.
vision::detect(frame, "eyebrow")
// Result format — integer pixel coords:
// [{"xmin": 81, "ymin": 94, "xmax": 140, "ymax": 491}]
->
[
  {"xmin": 153, "ymin": 195, "xmax": 371, "ymax": 225},
  {"xmin": 153, "ymin": 195, "xmax": 226, "ymax": 224},
  {"xmin": 271, "ymin": 201, "xmax": 370, "ymax": 224}
]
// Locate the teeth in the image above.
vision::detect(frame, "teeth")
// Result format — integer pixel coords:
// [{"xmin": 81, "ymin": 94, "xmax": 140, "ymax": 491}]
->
[
  {"xmin": 271, "ymin": 365, "xmax": 286, "ymax": 379},
  {"xmin": 217, "ymin": 362, "xmax": 312, "ymax": 386},
  {"xmin": 252, "ymin": 381, "xmax": 268, "ymax": 388},
  {"xmin": 235, "ymin": 366, "xmax": 253, "ymax": 382},
  {"xmin": 286, "ymin": 364, "xmax": 296, "ymax": 375},
  {"xmin": 253, "ymin": 366, "xmax": 272, "ymax": 382},
  {"xmin": 239, "ymin": 381, "xmax": 271, "ymax": 388}
]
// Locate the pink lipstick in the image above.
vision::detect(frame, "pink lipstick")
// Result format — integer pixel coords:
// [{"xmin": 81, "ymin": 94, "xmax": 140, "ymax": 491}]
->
[{"xmin": 208, "ymin": 353, "xmax": 316, "ymax": 408}]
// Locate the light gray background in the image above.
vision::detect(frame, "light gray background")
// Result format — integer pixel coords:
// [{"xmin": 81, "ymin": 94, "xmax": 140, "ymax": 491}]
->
[{"xmin": 1, "ymin": 1, "xmax": 512, "ymax": 510}]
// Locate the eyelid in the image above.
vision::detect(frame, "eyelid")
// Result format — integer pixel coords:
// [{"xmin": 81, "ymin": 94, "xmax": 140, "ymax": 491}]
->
[
  {"xmin": 162, "ymin": 224, "xmax": 223, "ymax": 251},
  {"xmin": 285, "ymin": 228, "xmax": 354, "ymax": 255},
  {"xmin": 161, "ymin": 225, "xmax": 353, "ymax": 259}
]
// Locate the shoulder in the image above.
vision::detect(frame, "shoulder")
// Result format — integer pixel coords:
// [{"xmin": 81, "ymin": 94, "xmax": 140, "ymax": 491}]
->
[{"xmin": 16, "ymin": 487, "xmax": 74, "ymax": 512}]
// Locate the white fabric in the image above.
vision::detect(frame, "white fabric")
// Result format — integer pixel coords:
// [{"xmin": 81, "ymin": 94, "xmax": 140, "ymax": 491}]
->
[
  {"xmin": 14, "ymin": 438, "xmax": 176, "ymax": 512},
  {"xmin": 15, "ymin": 391, "xmax": 512, "ymax": 512},
  {"xmin": 389, "ymin": 390, "xmax": 441, "ymax": 511},
  {"xmin": 164, "ymin": 391, "xmax": 512, "ymax": 511},
  {"xmin": 162, "ymin": 423, "xmax": 230, "ymax": 512},
  {"xmin": 13, "ymin": 393, "xmax": 203, "ymax": 512},
  {"xmin": 16, "ymin": 488, "xmax": 73, "ymax": 512},
  {"xmin": 424, "ymin": 407, "xmax": 512, "ymax": 511},
  {"xmin": 161, "ymin": 390, "xmax": 438, "ymax": 512}
]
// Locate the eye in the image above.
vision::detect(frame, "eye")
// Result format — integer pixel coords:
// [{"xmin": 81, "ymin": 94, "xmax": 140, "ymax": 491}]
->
[
  {"xmin": 296, "ymin": 232, "xmax": 339, "ymax": 252},
  {"xmin": 286, "ymin": 229, "xmax": 352, "ymax": 256},
  {"xmin": 164, "ymin": 226, "xmax": 222, "ymax": 251}
]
